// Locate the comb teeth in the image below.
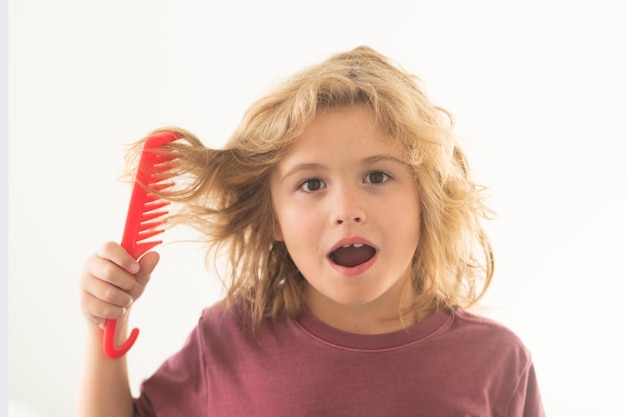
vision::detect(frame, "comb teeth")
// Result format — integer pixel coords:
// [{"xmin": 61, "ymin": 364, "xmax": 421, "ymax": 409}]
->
[
  {"xmin": 135, "ymin": 200, "xmax": 170, "ymax": 244},
  {"xmin": 137, "ymin": 228, "xmax": 165, "ymax": 242},
  {"xmin": 141, "ymin": 210, "xmax": 168, "ymax": 222},
  {"xmin": 151, "ymin": 181, "xmax": 174, "ymax": 192},
  {"xmin": 132, "ymin": 241, "xmax": 163, "ymax": 259},
  {"xmin": 138, "ymin": 220, "xmax": 166, "ymax": 233},
  {"xmin": 135, "ymin": 174, "xmax": 171, "ymax": 244},
  {"xmin": 120, "ymin": 132, "xmax": 181, "ymax": 260},
  {"xmin": 123, "ymin": 203, "xmax": 168, "ymax": 259},
  {"xmin": 144, "ymin": 196, "xmax": 168, "ymax": 208},
  {"xmin": 105, "ymin": 131, "xmax": 182, "ymax": 360}
]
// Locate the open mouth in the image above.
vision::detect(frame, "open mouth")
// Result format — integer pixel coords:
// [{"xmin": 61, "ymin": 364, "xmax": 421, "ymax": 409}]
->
[{"xmin": 329, "ymin": 243, "xmax": 377, "ymax": 268}]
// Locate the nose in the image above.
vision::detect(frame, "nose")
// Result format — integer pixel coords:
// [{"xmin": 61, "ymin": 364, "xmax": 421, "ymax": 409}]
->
[{"xmin": 332, "ymin": 186, "xmax": 366, "ymax": 226}]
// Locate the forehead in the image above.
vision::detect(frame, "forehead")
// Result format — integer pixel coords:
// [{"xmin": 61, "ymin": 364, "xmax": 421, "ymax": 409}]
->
[{"xmin": 280, "ymin": 106, "xmax": 403, "ymax": 163}]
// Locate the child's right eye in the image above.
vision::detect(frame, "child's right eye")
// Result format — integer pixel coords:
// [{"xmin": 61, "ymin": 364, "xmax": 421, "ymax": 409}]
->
[{"xmin": 298, "ymin": 178, "xmax": 325, "ymax": 192}]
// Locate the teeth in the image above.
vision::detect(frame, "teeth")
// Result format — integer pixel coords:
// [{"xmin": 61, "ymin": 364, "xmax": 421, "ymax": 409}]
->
[{"xmin": 341, "ymin": 243, "xmax": 364, "ymax": 248}]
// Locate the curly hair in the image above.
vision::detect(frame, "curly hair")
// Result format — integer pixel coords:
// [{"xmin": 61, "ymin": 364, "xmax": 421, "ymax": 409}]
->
[{"xmin": 127, "ymin": 46, "xmax": 494, "ymax": 325}]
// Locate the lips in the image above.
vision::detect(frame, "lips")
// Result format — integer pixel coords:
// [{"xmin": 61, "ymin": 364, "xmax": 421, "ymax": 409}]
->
[{"xmin": 328, "ymin": 236, "xmax": 378, "ymax": 275}]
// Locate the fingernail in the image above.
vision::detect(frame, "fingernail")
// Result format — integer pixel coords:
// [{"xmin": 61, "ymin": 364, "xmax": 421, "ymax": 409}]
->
[{"xmin": 129, "ymin": 262, "xmax": 140, "ymax": 273}]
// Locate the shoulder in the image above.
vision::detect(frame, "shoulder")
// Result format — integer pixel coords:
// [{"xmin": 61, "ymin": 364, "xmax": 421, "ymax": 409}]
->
[
  {"xmin": 452, "ymin": 309, "xmax": 526, "ymax": 340},
  {"xmin": 443, "ymin": 310, "xmax": 544, "ymax": 415},
  {"xmin": 447, "ymin": 309, "xmax": 532, "ymax": 363},
  {"xmin": 198, "ymin": 300, "xmax": 252, "ymax": 334},
  {"xmin": 197, "ymin": 300, "xmax": 288, "ymax": 348}
]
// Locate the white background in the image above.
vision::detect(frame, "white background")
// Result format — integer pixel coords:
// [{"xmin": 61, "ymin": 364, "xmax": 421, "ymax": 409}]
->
[{"xmin": 8, "ymin": 1, "xmax": 626, "ymax": 416}]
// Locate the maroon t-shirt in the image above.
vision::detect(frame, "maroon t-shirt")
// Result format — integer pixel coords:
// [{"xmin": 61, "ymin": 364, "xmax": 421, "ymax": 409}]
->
[{"xmin": 134, "ymin": 304, "xmax": 544, "ymax": 416}]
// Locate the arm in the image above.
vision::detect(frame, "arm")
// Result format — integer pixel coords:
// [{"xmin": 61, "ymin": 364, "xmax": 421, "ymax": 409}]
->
[
  {"xmin": 507, "ymin": 360, "xmax": 545, "ymax": 417},
  {"xmin": 75, "ymin": 242, "xmax": 159, "ymax": 417}
]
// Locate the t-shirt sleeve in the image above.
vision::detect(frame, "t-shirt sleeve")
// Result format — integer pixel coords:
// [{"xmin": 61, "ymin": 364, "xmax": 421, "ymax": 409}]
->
[
  {"xmin": 133, "ymin": 318, "xmax": 207, "ymax": 417},
  {"xmin": 507, "ymin": 360, "xmax": 545, "ymax": 417}
]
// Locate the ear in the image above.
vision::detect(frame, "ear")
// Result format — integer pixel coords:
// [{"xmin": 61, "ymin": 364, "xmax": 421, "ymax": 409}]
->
[{"xmin": 272, "ymin": 218, "xmax": 284, "ymax": 241}]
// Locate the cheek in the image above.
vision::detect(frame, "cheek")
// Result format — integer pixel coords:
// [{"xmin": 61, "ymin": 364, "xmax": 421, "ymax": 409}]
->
[
  {"xmin": 384, "ymin": 196, "xmax": 421, "ymax": 242},
  {"xmin": 273, "ymin": 201, "xmax": 310, "ymax": 242},
  {"xmin": 282, "ymin": 209, "xmax": 320, "ymax": 241}
]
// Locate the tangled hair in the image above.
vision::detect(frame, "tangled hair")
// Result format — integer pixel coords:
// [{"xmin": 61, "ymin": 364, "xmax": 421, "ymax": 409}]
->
[{"xmin": 128, "ymin": 46, "xmax": 494, "ymax": 325}]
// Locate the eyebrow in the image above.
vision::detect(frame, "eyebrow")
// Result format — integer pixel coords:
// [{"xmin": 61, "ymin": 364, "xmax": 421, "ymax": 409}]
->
[
  {"xmin": 279, "ymin": 154, "xmax": 406, "ymax": 183},
  {"xmin": 279, "ymin": 163, "xmax": 324, "ymax": 183},
  {"xmin": 361, "ymin": 154, "xmax": 406, "ymax": 166}
]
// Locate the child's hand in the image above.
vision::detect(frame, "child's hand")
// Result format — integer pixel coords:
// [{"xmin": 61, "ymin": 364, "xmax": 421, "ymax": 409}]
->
[{"xmin": 79, "ymin": 242, "xmax": 160, "ymax": 328}]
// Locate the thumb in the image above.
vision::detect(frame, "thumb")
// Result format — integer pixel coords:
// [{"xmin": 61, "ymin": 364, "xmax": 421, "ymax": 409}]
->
[{"xmin": 129, "ymin": 251, "xmax": 160, "ymax": 300}]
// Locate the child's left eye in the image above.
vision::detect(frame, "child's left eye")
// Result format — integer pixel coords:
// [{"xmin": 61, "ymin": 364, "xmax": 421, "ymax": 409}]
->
[{"xmin": 365, "ymin": 171, "xmax": 390, "ymax": 184}]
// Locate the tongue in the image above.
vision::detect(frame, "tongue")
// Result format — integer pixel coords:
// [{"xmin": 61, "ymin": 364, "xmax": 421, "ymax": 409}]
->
[{"xmin": 330, "ymin": 246, "xmax": 376, "ymax": 268}]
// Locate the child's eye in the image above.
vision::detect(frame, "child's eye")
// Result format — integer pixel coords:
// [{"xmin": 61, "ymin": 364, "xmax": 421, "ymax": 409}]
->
[
  {"xmin": 364, "ymin": 171, "xmax": 390, "ymax": 184},
  {"xmin": 298, "ymin": 178, "xmax": 326, "ymax": 192}
]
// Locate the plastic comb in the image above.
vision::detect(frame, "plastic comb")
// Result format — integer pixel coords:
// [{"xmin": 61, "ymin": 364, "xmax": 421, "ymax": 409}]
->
[{"xmin": 103, "ymin": 131, "xmax": 181, "ymax": 359}]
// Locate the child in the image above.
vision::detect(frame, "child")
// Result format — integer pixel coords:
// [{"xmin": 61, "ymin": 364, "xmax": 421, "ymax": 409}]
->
[{"xmin": 77, "ymin": 46, "xmax": 544, "ymax": 416}]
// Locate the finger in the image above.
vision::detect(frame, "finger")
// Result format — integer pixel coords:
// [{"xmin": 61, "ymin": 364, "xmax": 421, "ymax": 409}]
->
[
  {"xmin": 127, "ymin": 251, "xmax": 160, "ymax": 300},
  {"xmin": 85, "ymin": 255, "xmax": 137, "ymax": 292},
  {"xmin": 96, "ymin": 241, "xmax": 140, "ymax": 274},
  {"xmin": 135, "ymin": 251, "xmax": 160, "ymax": 286},
  {"xmin": 80, "ymin": 291, "xmax": 129, "ymax": 326},
  {"xmin": 82, "ymin": 272, "xmax": 134, "ymax": 309}
]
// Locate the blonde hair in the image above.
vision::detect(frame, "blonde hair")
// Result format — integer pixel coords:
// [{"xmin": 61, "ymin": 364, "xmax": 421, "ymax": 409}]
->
[{"xmin": 129, "ymin": 46, "xmax": 494, "ymax": 325}]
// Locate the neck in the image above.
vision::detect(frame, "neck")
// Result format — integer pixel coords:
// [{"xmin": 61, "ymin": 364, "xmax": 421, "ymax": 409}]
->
[{"xmin": 303, "ymin": 285, "xmax": 429, "ymax": 335}]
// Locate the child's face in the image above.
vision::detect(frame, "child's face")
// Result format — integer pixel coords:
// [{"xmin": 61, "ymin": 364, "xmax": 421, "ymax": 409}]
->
[{"xmin": 270, "ymin": 106, "xmax": 421, "ymax": 328}]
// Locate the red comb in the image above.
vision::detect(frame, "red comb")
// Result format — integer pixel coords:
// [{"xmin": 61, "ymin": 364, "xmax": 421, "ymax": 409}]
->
[{"xmin": 103, "ymin": 131, "xmax": 181, "ymax": 359}]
